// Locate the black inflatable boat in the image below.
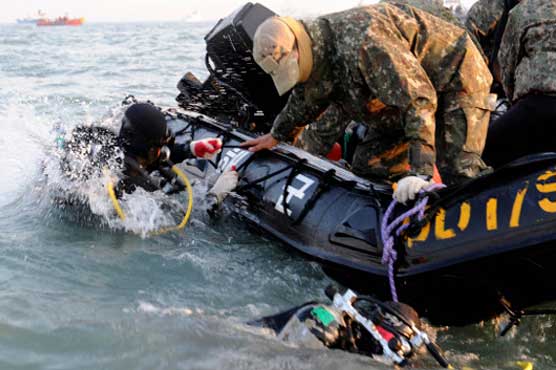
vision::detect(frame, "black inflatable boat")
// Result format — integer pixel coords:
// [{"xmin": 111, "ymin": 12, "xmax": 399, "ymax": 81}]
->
[{"xmin": 157, "ymin": 105, "xmax": 556, "ymax": 326}]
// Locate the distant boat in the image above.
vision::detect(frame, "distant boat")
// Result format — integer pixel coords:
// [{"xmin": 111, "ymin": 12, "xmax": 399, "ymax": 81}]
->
[
  {"xmin": 16, "ymin": 10, "xmax": 45, "ymax": 24},
  {"xmin": 16, "ymin": 18, "xmax": 40, "ymax": 24},
  {"xmin": 37, "ymin": 16, "xmax": 85, "ymax": 27}
]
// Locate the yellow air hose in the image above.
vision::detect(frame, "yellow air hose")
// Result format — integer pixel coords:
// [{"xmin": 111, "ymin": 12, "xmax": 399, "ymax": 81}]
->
[{"xmin": 105, "ymin": 165, "xmax": 194, "ymax": 235}]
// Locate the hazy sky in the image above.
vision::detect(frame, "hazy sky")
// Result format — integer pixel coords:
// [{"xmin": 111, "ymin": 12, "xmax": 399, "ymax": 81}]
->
[{"xmin": 2, "ymin": 0, "xmax": 478, "ymax": 23}]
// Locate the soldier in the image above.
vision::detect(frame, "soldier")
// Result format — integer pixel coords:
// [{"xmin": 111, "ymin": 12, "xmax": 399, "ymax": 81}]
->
[
  {"xmin": 482, "ymin": 0, "xmax": 556, "ymax": 167},
  {"xmin": 465, "ymin": 0, "xmax": 511, "ymax": 64},
  {"xmin": 294, "ymin": 0, "xmax": 479, "ymax": 160},
  {"xmin": 241, "ymin": 4, "xmax": 495, "ymax": 203},
  {"xmin": 294, "ymin": 0, "xmax": 486, "ymax": 162}
]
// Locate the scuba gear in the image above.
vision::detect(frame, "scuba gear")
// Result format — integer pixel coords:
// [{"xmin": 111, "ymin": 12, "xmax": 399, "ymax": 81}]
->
[
  {"xmin": 250, "ymin": 285, "xmax": 451, "ymax": 368},
  {"xmin": 105, "ymin": 157, "xmax": 194, "ymax": 236},
  {"xmin": 118, "ymin": 103, "xmax": 171, "ymax": 160}
]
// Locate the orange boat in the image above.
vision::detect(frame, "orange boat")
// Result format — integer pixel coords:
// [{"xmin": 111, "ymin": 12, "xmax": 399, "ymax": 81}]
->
[{"xmin": 37, "ymin": 16, "xmax": 85, "ymax": 26}]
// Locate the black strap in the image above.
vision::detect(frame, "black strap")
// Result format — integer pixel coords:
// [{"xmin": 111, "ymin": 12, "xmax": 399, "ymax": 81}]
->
[
  {"xmin": 292, "ymin": 169, "xmax": 336, "ymax": 225},
  {"xmin": 237, "ymin": 162, "xmax": 298, "ymax": 192}
]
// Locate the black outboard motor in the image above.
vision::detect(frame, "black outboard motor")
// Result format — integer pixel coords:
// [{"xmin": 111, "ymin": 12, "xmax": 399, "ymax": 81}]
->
[
  {"xmin": 177, "ymin": 3, "xmax": 289, "ymax": 131},
  {"xmin": 250, "ymin": 285, "xmax": 452, "ymax": 368}
]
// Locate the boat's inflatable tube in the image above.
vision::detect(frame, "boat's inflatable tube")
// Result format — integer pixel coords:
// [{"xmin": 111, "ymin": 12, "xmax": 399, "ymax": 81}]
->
[{"xmin": 164, "ymin": 106, "xmax": 556, "ymax": 326}]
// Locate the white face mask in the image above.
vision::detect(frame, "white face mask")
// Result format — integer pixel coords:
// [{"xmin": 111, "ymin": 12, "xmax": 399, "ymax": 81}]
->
[{"xmin": 257, "ymin": 48, "xmax": 300, "ymax": 96}]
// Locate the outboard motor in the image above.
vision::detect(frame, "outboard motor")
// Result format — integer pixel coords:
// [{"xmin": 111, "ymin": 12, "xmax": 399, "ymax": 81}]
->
[
  {"xmin": 250, "ymin": 285, "xmax": 451, "ymax": 368},
  {"xmin": 177, "ymin": 3, "xmax": 289, "ymax": 132}
]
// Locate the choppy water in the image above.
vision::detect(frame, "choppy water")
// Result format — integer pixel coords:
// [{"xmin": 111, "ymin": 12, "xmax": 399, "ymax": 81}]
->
[{"xmin": 0, "ymin": 21, "xmax": 554, "ymax": 370}]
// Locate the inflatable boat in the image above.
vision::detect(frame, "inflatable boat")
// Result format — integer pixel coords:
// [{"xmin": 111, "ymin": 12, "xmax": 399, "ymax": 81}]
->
[{"xmin": 158, "ymin": 103, "xmax": 556, "ymax": 326}]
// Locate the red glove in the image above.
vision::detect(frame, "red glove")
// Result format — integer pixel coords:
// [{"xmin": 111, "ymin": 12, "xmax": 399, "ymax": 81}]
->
[{"xmin": 190, "ymin": 138, "xmax": 222, "ymax": 160}]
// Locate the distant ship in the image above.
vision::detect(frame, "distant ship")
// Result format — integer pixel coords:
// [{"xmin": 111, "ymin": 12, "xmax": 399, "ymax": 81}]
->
[
  {"xmin": 37, "ymin": 16, "xmax": 85, "ymax": 27},
  {"xmin": 16, "ymin": 10, "xmax": 45, "ymax": 24}
]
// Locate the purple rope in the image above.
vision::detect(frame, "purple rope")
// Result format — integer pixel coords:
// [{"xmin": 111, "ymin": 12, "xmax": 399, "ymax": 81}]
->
[{"xmin": 380, "ymin": 183, "xmax": 445, "ymax": 302}]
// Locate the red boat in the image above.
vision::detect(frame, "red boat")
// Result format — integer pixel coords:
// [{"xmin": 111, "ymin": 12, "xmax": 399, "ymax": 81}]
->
[{"xmin": 37, "ymin": 16, "xmax": 85, "ymax": 26}]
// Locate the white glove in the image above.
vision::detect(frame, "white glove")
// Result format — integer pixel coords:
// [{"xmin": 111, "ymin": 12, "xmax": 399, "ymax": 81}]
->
[
  {"xmin": 190, "ymin": 138, "xmax": 222, "ymax": 160},
  {"xmin": 208, "ymin": 169, "xmax": 239, "ymax": 204},
  {"xmin": 393, "ymin": 176, "xmax": 432, "ymax": 204}
]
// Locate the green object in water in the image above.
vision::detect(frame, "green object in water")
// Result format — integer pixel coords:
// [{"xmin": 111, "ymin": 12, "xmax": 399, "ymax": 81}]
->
[{"xmin": 311, "ymin": 306, "xmax": 336, "ymax": 327}]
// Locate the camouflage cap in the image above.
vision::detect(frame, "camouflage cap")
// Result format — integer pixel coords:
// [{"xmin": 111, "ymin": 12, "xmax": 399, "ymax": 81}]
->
[{"xmin": 253, "ymin": 16, "xmax": 313, "ymax": 95}]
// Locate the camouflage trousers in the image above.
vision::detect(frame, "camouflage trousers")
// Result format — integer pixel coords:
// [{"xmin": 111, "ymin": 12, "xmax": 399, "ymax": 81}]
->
[{"xmin": 295, "ymin": 92, "xmax": 496, "ymax": 185}]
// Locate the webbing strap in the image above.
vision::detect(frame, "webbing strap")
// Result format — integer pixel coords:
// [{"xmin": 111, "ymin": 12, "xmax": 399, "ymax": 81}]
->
[
  {"xmin": 292, "ymin": 169, "xmax": 335, "ymax": 225},
  {"xmin": 282, "ymin": 159, "xmax": 308, "ymax": 218}
]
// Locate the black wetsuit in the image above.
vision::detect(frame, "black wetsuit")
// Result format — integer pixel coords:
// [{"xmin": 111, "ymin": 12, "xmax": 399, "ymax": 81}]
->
[{"xmin": 483, "ymin": 95, "xmax": 556, "ymax": 167}]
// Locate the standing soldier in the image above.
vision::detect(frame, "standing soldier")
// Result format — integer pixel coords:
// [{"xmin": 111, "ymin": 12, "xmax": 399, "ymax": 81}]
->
[
  {"xmin": 465, "ymin": 0, "xmax": 521, "ymax": 96},
  {"xmin": 242, "ymin": 4, "xmax": 494, "ymax": 203},
  {"xmin": 466, "ymin": 0, "xmax": 507, "ymax": 64},
  {"xmin": 482, "ymin": 0, "xmax": 556, "ymax": 166}
]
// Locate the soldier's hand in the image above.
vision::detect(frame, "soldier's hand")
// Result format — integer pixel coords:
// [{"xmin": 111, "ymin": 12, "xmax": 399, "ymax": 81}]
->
[
  {"xmin": 393, "ymin": 176, "xmax": 432, "ymax": 205},
  {"xmin": 240, "ymin": 133, "xmax": 279, "ymax": 152}
]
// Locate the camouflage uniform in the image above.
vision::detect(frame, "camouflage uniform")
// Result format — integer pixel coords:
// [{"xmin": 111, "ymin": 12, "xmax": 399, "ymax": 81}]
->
[
  {"xmin": 384, "ymin": 0, "xmax": 463, "ymax": 26},
  {"xmin": 498, "ymin": 0, "xmax": 556, "ymax": 102},
  {"xmin": 273, "ymin": 4, "xmax": 494, "ymax": 184},
  {"xmin": 295, "ymin": 0, "xmax": 479, "ymax": 158},
  {"xmin": 465, "ymin": 0, "xmax": 506, "ymax": 62}
]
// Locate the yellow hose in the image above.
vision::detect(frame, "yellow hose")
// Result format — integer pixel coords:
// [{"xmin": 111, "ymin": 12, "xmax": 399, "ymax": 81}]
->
[
  {"xmin": 105, "ymin": 165, "xmax": 194, "ymax": 235},
  {"xmin": 107, "ymin": 178, "xmax": 126, "ymax": 221},
  {"xmin": 516, "ymin": 361, "xmax": 534, "ymax": 370},
  {"xmin": 150, "ymin": 165, "xmax": 194, "ymax": 235}
]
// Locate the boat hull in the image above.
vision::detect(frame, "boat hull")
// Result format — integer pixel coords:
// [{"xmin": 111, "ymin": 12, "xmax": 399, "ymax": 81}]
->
[
  {"xmin": 37, "ymin": 18, "xmax": 84, "ymax": 26},
  {"xmin": 167, "ymin": 109, "xmax": 556, "ymax": 325}
]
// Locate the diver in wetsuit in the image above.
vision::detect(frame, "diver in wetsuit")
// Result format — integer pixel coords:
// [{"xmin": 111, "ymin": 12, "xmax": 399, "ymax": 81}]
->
[{"xmin": 62, "ymin": 102, "xmax": 238, "ymax": 211}]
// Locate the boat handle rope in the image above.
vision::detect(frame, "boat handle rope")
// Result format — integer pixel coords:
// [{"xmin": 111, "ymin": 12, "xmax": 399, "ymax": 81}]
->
[
  {"xmin": 380, "ymin": 183, "xmax": 445, "ymax": 302},
  {"xmin": 105, "ymin": 165, "xmax": 194, "ymax": 236}
]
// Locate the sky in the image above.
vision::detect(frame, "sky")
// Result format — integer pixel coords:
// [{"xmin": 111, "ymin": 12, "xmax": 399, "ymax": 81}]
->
[{"xmin": 2, "ymin": 0, "xmax": 479, "ymax": 23}]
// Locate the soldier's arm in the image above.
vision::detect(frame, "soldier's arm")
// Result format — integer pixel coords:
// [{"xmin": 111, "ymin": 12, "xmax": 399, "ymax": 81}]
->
[
  {"xmin": 465, "ymin": 0, "xmax": 505, "ymax": 53},
  {"xmin": 270, "ymin": 86, "xmax": 328, "ymax": 142},
  {"xmin": 497, "ymin": 10, "xmax": 520, "ymax": 101},
  {"xmin": 360, "ymin": 36, "xmax": 437, "ymax": 177}
]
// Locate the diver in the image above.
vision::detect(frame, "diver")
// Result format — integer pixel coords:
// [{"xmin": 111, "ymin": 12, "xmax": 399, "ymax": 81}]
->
[
  {"xmin": 61, "ymin": 102, "xmax": 239, "ymax": 213},
  {"xmin": 250, "ymin": 285, "xmax": 451, "ymax": 368},
  {"xmin": 241, "ymin": 4, "xmax": 495, "ymax": 205}
]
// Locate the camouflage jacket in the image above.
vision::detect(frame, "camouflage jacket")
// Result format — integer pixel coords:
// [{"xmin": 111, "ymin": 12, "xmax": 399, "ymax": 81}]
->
[
  {"xmin": 384, "ymin": 0, "xmax": 463, "ymax": 26},
  {"xmin": 498, "ymin": 0, "xmax": 556, "ymax": 101},
  {"xmin": 465, "ymin": 0, "xmax": 506, "ymax": 63},
  {"xmin": 271, "ymin": 4, "xmax": 491, "ymax": 179}
]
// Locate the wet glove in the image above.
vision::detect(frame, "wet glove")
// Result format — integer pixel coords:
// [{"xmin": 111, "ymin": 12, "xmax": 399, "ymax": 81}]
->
[
  {"xmin": 208, "ymin": 167, "xmax": 239, "ymax": 205},
  {"xmin": 393, "ymin": 176, "xmax": 433, "ymax": 205},
  {"xmin": 190, "ymin": 138, "xmax": 222, "ymax": 160}
]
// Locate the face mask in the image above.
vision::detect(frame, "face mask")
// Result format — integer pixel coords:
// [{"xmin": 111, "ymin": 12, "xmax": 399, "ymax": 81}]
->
[{"xmin": 257, "ymin": 48, "xmax": 300, "ymax": 96}]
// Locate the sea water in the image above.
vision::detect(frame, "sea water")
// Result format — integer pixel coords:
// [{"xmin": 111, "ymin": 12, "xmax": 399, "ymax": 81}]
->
[{"xmin": 0, "ymin": 21, "xmax": 554, "ymax": 370}]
